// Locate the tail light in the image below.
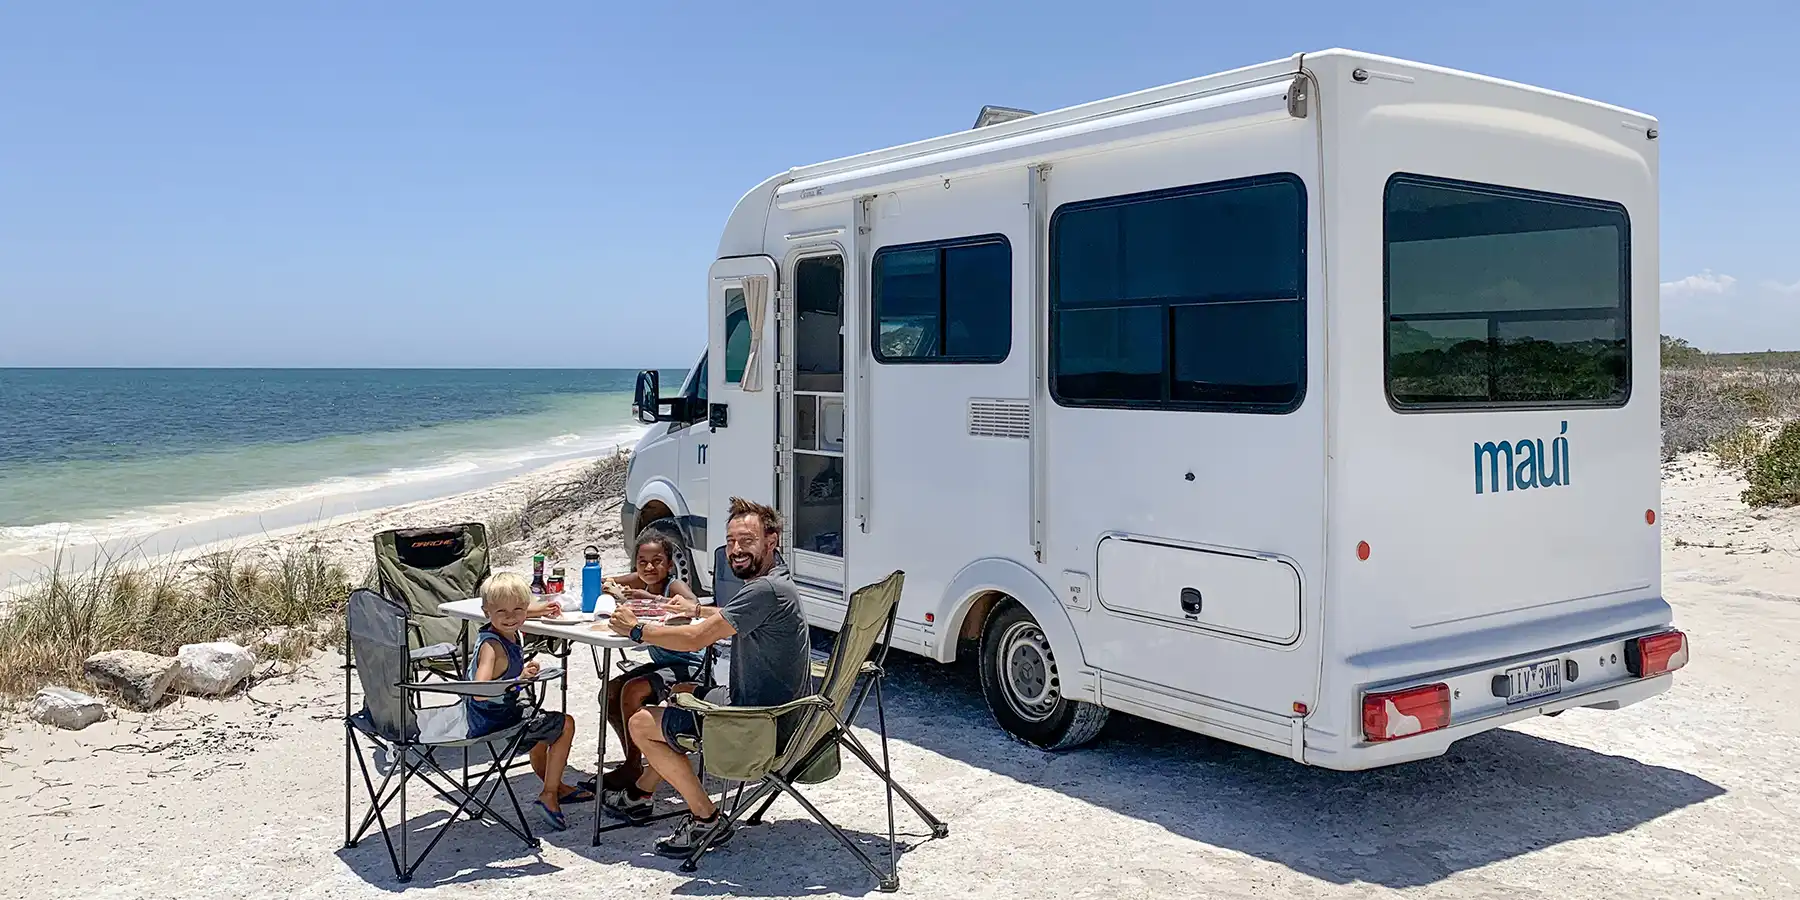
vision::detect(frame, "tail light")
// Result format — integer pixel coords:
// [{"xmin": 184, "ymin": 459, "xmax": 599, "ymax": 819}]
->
[
  {"xmin": 1361, "ymin": 683, "xmax": 1451, "ymax": 742},
  {"xmin": 1625, "ymin": 630, "xmax": 1688, "ymax": 678}
]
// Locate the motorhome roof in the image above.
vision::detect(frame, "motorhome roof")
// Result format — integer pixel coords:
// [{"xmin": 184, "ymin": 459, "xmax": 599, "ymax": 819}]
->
[{"xmin": 779, "ymin": 48, "xmax": 1654, "ymax": 189}]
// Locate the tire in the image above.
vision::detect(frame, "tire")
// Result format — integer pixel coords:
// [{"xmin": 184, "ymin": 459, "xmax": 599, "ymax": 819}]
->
[
  {"xmin": 635, "ymin": 517, "xmax": 697, "ymax": 590},
  {"xmin": 978, "ymin": 600, "xmax": 1109, "ymax": 750}
]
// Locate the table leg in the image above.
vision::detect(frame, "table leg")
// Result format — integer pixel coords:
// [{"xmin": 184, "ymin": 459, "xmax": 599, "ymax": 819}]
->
[
  {"xmin": 592, "ymin": 645, "xmax": 610, "ymax": 847},
  {"xmin": 557, "ymin": 639, "xmax": 571, "ymax": 714}
]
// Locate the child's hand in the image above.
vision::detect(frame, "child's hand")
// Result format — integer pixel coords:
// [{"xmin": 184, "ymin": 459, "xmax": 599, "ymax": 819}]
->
[{"xmin": 522, "ymin": 661, "xmax": 541, "ymax": 679}]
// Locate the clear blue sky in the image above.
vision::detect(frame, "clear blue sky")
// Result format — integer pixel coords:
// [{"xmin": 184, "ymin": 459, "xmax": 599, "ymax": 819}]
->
[{"xmin": 2, "ymin": 1, "xmax": 1794, "ymax": 366}]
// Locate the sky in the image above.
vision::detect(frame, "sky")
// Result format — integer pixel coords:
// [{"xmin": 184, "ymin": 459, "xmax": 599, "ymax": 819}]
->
[{"xmin": 1, "ymin": 1, "xmax": 1796, "ymax": 367}]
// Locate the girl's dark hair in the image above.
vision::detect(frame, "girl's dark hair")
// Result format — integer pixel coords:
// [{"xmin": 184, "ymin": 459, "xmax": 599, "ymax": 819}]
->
[{"xmin": 635, "ymin": 532, "xmax": 677, "ymax": 561}]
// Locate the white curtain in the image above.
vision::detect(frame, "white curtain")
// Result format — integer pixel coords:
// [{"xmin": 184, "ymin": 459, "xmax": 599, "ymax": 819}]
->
[{"xmin": 740, "ymin": 275, "xmax": 769, "ymax": 392}]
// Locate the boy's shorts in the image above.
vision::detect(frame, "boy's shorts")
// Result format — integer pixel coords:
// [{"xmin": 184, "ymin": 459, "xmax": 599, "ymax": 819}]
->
[{"xmin": 516, "ymin": 711, "xmax": 566, "ymax": 750}]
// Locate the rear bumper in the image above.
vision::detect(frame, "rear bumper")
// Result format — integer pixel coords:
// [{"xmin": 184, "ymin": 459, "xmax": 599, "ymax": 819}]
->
[{"xmin": 1307, "ymin": 618, "xmax": 1680, "ymax": 771}]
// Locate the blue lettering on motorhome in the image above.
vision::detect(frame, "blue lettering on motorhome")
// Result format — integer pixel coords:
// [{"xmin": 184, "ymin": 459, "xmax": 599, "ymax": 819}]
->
[{"xmin": 1474, "ymin": 422, "xmax": 1570, "ymax": 495}]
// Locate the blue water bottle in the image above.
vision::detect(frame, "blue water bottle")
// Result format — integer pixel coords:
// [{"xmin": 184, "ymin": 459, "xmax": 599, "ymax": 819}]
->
[{"xmin": 580, "ymin": 545, "xmax": 603, "ymax": 613}]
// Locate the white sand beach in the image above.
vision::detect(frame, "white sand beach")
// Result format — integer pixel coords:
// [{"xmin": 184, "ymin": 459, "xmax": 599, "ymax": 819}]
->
[{"xmin": 1, "ymin": 452, "xmax": 1796, "ymax": 899}]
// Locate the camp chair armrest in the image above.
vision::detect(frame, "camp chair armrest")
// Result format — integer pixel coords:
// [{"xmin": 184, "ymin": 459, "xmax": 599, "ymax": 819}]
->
[
  {"xmin": 810, "ymin": 659, "xmax": 881, "ymax": 680},
  {"xmin": 402, "ymin": 668, "xmax": 564, "ymax": 698},
  {"xmin": 668, "ymin": 692, "xmax": 832, "ymax": 719},
  {"xmin": 410, "ymin": 642, "xmax": 459, "ymax": 661}
]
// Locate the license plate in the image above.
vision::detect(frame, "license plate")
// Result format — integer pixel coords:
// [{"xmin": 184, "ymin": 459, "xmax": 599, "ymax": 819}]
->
[{"xmin": 1505, "ymin": 658, "xmax": 1563, "ymax": 704}]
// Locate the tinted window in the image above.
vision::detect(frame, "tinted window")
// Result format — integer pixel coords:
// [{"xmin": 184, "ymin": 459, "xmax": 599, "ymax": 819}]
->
[
  {"xmin": 1385, "ymin": 175, "xmax": 1630, "ymax": 408},
  {"xmin": 1049, "ymin": 175, "xmax": 1306, "ymax": 411},
  {"xmin": 873, "ymin": 236, "xmax": 1011, "ymax": 363},
  {"xmin": 723, "ymin": 288, "xmax": 749, "ymax": 384}
]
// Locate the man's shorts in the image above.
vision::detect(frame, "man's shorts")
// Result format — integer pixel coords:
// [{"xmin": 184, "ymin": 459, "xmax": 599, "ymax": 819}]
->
[
  {"xmin": 616, "ymin": 657, "xmax": 703, "ymax": 706},
  {"xmin": 659, "ymin": 704, "xmax": 702, "ymax": 752}
]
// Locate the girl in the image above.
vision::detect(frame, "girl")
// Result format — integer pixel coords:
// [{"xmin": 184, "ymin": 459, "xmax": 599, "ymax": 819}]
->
[{"xmin": 590, "ymin": 534, "xmax": 714, "ymax": 821}]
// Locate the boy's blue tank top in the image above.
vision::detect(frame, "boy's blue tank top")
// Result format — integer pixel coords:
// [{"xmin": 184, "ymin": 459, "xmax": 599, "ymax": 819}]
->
[{"xmin": 465, "ymin": 626, "xmax": 525, "ymax": 736}]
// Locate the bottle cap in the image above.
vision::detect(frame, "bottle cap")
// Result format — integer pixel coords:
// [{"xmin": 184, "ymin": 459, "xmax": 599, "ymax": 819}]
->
[{"xmin": 584, "ymin": 545, "xmax": 600, "ymax": 562}]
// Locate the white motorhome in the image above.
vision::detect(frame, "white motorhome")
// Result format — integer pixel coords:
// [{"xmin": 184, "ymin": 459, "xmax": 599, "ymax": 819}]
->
[{"xmin": 621, "ymin": 49, "xmax": 1688, "ymax": 770}]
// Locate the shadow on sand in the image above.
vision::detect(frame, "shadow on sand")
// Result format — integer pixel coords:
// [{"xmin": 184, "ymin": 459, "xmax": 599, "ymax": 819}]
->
[
  {"xmin": 871, "ymin": 646, "xmax": 1724, "ymax": 890},
  {"xmin": 339, "ymin": 632, "xmax": 1724, "ymax": 892}
]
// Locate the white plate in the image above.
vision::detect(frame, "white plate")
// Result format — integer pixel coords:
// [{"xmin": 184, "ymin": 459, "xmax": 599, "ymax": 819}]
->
[{"xmin": 539, "ymin": 611, "xmax": 596, "ymax": 625}]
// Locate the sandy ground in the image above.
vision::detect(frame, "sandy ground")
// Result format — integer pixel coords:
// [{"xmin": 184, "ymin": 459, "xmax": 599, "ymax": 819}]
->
[{"xmin": 2, "ymin": 454, "xmax": 1797, "ymax": 899}]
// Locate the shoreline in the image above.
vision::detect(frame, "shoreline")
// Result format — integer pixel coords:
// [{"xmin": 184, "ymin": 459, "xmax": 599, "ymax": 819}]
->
[{"xmin": 0, "ymin": 435, "xmax": 643, "ymax": 601}]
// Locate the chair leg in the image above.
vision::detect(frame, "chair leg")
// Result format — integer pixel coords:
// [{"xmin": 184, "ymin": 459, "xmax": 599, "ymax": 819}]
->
[
  {"xmin": 398, "ymin": 746, "xmax": 411, "ymax": 883},
  {"xmin": 877, "ymin": 674, "xmax": 899, "ymax": 884},
  {"xmin": 770, "ymin": 776, "xmax": 900, "ymax": 893},
  {"xmin": 343, "ymin": 724, "xmax": 354, "ymax": 848},
  {"xmin": 838, "ymin": 731, "xmax": 947, "ymax": 838}
]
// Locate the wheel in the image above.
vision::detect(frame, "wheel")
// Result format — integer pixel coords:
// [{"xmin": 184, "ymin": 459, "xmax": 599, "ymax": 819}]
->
[
  {"xmin": 978, "ymin": 600, "xmax": 1109, "ymax": 750},
  {"xmin": 636, "ymin": 517, "xmax": 697, "ymax": 589}
]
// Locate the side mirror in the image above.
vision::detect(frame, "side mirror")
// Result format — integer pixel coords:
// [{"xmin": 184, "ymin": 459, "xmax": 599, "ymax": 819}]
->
[{"xmin": 633, "ymin": 370, "xmax": 661, "ymax": 425}]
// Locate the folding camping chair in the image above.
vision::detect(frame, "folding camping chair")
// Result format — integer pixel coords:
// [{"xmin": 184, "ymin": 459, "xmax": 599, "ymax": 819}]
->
[
  {"xmin": 667, "ymin": 570, "xmax": 948, "ymax": 892},
  {"xmin": 341, "ymin": 588, "xmax": 563, "ymax": 883},
  {"xmin": 373, "ymin": 523, "xmax": 492, "ymax": 678}
]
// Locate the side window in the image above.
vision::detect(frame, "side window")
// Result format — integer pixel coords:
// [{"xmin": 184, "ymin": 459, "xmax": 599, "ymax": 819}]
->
[
  {"xmin": 873, "ymin": 235, "xmax": 1011, "ymax": 363},
  {"xmin": 1049, "ymin": 175, "xmax": 1306, "ymax": 412},
  {"xmin": 723, "ymin": 288, "xmax": 750, "ymax": 384},
  {"xmin": 1384, "ymin": 175, "xmax": 1629, "ymax": 409},
  {"xmin": 684, "ymin": 355, "xmax": 708, "ymax": 407}
]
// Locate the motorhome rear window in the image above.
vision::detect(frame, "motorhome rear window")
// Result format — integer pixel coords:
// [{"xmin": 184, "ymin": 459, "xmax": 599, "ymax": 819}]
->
[
  {"xmin": 1049, "ymin": 174, "xmax": 1306, "ymax": 412},
  {"xmin": 872, "ymin": 236, "xmax": 1011, "ymax": 363},
  {"xmin": 1384, "ymin": 175, "xmax": 1631, "ymax": 409}
]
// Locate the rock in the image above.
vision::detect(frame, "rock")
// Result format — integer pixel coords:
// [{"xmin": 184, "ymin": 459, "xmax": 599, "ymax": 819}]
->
[
  {"xmin": 175, "ymin": 642, "xmax": 258, "ymax": 696},
  {"xmin": 83, "ymin": 649, "xmax": 180, "ymax": 710},
  {"xmin": 29, "ymin": 687, "xmax": 106, "ymax": 730}
]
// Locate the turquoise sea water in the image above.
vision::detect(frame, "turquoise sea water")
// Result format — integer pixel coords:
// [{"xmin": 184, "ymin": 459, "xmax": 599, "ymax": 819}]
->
[{"xmin": 0, "ymin": 369, "xmax": 675, "ymax": 557}]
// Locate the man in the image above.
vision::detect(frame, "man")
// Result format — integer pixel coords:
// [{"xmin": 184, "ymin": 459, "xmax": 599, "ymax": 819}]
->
[{"xmin": 605, "ymin": 496, "xmax": 811, "ymax": 856}]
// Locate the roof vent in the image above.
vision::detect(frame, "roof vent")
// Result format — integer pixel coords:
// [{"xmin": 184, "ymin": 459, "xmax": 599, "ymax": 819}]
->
[{"xmin": 973, "ymin": 105, "xmax": 1035, "ymax": 129}]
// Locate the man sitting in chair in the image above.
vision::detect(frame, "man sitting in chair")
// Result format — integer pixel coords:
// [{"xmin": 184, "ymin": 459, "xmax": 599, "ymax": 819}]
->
[{"xmin": 605, "ymin": 496, "xmax": 810, "ymax": 857}]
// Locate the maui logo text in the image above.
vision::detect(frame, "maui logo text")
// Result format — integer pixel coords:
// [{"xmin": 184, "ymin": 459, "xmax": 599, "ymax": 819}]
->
[{"xmin": 1474, "ymin": 421, "xmax": 1569, "ymax": 495}]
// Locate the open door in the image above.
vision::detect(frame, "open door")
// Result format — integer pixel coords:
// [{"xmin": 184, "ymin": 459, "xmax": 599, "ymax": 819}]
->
[{"xmin": 705, "ymin": 255, "xmax": 780, "ymax": 562}]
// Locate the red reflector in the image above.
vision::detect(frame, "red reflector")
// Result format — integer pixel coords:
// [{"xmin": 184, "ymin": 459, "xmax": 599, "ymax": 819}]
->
[
  {"xmin": 1626, "ymin": 630, "xmax": 1688, "ymax": 678},
  {"xmin": 1362, "ymin": 683, "xmax": 1450, "ymax": 742},
  {"xmin": 1646, "ymin": 509, "xmax": 1657, "ymax": 525},
  {"xmin": 924, "ymin": 612, "xmax": 934, "ymax": 623},
  {"xmin": 1356, "ymin": 541, "xmax": 1370, "ymax": 561}
]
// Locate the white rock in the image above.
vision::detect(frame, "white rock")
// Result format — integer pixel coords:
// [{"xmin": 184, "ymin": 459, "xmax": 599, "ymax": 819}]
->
[
  {"xmin": 29, "ymin": 687, "xmax": 106, "ymax": 730},
  {"xmin": 84, "ymin": 650, "xmax": 181, "ymax": 710},
  {"xmin": 175, "ymin": 642, "xmax": 259, "ymax": 696}
]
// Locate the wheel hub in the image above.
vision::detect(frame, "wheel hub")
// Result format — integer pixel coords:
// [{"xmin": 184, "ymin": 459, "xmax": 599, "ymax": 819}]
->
[{"xmin": 999, "ymin": 620, "xmax": 1060, "ymax": 722}]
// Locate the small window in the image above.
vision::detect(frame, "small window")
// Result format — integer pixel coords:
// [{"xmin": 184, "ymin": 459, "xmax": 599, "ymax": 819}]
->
[
  {"xmin": 722, "ymin": 288, "xmax": 750, "ymax": 384},
  {"xmin": 1384, "ymin": 175, "xmax": 1630, "ymax": 409},
  {"xmin": 683, "ymin": 355, "xmax": 708, "ymax": 407},
  {"xmin": 1049, "ymin": 175, "xmax": 1306, "ymax": 412},
  {"xmin": 873, "ymin": 236, "xmax": 1011, "ymax": 363}
]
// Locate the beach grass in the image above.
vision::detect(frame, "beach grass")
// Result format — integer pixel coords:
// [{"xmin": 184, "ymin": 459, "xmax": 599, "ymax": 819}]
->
[
  {"xmin": 0, "ymin": 545, "xmax": 350, "ymax": 700},
  {"xmin": 488, "ymin": 450, "xmax": 630, "ymax": 564}
]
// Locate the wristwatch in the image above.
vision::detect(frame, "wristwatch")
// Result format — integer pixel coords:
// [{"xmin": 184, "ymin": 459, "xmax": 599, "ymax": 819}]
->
[{"xmin": 629, "ymin": 623, "xmax": 645, "ymax": 643}]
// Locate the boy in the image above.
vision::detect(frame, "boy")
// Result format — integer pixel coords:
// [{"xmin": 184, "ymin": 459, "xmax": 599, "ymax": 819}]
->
[{"xmin": 467, "ymin": 572, "xmax": 590, "ymax": 831}]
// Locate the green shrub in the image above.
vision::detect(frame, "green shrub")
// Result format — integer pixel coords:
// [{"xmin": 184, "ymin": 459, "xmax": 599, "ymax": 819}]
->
[
  {"xmin": 1712, "ymin": 426, "xmax": 1768, "ymax": 471},
  {"xmin": 0, "ymin": 547, "xmax": 348, "ymax": 699},
  {"xmin": 1741, "ymin": 421, "xmax": 1800, "ymax": 508}
]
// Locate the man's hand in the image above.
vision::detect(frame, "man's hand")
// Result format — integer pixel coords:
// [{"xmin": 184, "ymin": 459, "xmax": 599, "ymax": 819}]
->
[
  {"xmin": 522, "ymin": 660, "xmax": 542, "ymax": 678},
  {"xmin": 664, "ymin": 595, "xmax": 700, "ymax": 618},
  {"xmin": 607, "ymin": 604, "xmax": 639, "ymax": 637}
]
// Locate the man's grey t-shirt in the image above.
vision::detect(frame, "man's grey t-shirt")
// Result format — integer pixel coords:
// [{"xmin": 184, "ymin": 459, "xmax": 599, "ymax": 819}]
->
[{"xmin": 717, "ymin": 560, "xmax": 810, "ymax": 712}]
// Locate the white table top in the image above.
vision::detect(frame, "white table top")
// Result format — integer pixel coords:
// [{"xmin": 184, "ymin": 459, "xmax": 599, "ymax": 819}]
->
[{"xmin": 439, "ymin": 596, "xmax": 638, "ymax": 650}]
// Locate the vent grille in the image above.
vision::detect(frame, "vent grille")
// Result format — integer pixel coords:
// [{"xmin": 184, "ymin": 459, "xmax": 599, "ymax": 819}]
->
[{"xmin": 968, "ymin": 398, "xmax": 1031, "ymax": 439}]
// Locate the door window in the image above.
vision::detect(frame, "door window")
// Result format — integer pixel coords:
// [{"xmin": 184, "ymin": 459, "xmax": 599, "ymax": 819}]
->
[{"xmin": 723, "ymin": 288, "xmax": 750, "ymax": 384}]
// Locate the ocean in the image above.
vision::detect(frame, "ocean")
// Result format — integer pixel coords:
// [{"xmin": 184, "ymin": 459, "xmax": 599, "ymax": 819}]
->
[{"xmin": 0, "ymin": 368, "xmax": 672, "ymax": 563}]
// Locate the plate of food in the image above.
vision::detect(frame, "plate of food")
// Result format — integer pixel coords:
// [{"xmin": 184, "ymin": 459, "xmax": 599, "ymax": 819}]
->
[{"xmin": 539, "ymin": 609, "xmax": 595, "ymax": 625}]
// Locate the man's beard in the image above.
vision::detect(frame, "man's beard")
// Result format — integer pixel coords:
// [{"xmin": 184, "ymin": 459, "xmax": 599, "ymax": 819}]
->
[{"xmin": 728, "ymin": 551, "xmax": 761, "ymax": 579}]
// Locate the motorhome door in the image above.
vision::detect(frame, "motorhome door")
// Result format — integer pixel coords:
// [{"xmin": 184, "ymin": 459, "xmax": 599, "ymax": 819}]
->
[{"xmin": 705, "ymin": 256, "xmax": 780, "ymax": 560}]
